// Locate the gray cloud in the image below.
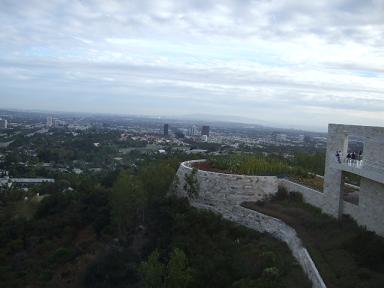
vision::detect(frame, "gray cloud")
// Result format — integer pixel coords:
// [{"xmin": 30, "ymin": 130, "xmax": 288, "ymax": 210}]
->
[{"xmin": 0, "ymin": 0, "xmax": 384, "ymax": 129}]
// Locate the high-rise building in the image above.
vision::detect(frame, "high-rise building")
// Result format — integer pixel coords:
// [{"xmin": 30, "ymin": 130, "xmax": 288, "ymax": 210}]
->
[
  {"xmin": 187, "ymin": 125, "xmax": 197, "ymax": 136},
  {"xmin": 47, "ymin": 116, "xmax": 53, "ymax": 127},
  {"xmin": 201, "ymin": 125, "xmax": 210, "ymax": 137},
  {"xmin": 164, "ymin": 124, "xmax": 169, "ymax": 136},
  {"xmin": 0, "ymin": 119, "xmax": 8, "ymax": 129}
]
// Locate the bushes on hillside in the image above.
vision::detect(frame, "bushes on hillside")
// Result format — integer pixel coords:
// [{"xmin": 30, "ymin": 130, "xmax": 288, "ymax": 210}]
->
[{"xmin": 344, "ymin": 230, "xmax": 384, "ymax": 272}]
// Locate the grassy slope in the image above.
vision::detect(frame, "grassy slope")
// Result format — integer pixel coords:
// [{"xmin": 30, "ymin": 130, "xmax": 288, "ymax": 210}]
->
[{"xmin": 243, "ymin": 198, "xmax": 384, "ymax": 288}]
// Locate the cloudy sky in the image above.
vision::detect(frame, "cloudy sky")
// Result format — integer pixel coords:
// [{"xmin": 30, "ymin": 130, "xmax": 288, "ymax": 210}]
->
[{"xmin": 1, "ymin": 0, "xmax": 384, "ymax": 131}]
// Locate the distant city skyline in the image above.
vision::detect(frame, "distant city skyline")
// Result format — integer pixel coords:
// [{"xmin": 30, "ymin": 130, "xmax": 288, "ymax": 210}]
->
[{"xmin": 1, "ymin": 0, "xmax": 384, "ymax": 130}]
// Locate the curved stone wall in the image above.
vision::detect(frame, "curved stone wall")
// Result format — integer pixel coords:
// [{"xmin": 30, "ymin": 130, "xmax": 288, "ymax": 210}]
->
[
  {"xmin": 175, "ymin": 160, "xmax": 327, "ymax": 288},
  {"xmin": 175, "ymin": 160, "xmax": 278, "ymax": 205}
]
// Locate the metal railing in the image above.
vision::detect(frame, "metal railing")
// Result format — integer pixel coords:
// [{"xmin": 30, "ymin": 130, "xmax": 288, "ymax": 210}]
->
[{"xmin": 335, "ymin": 156, "xmax": 384, "ymax": 174}]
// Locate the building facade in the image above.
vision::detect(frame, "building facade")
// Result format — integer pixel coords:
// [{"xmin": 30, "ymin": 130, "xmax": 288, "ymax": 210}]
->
[
  {"xmin": 201, "ymin": 125, "xmax": 210, "ymax": 137},
  {"xmin": 47, "ymin": 116, "xmax": 53, "ymax": 127},
  {"xmin": 323, "ymin": 124, "xmax": 384, "ymax": 235},
  {"xmin": 163, "ymin": 123, "xmax": 169, "ymax": 137},
  {"xmin": 0, "ymin": 119, "xmax": 8, "ymax": 129}
]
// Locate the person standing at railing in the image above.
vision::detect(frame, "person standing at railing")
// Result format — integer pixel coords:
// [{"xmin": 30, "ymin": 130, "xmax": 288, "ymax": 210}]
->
[
  {"xmin": 347, "ymin": 152, "xmax": 351, "ymax": 165},
  {"xmin": 358, "ymin": 151, "xmax": 363, "ymax": 166},
  {"xmin": 336, "ymin": 151, "xmax": 341, "ymax": 163},
  {"xmin": 351, "ymin": 152, "xmax": 356, "ymax": 166}
]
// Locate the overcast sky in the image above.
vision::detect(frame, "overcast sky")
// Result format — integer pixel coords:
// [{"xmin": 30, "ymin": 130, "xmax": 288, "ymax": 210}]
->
[{"xmin": 1, "ymin": 0, "xmax": 384, "ymax": 131}]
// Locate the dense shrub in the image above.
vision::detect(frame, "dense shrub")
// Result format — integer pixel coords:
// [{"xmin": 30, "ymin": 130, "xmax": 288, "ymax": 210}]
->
[
  {"xmin": 34, "ymin": 192, "xmax": 75, "ymax": 218},
  {"xmin": 209, "ymin": 154, "xmax": 292, "ymax": 176},
  {"xmin": 344, "ymin": 230, "xmax": 384, "ymax": 272},
  {"xmin": 84, "ymin": 249, "xmax": 141, "ymax": 288},
  {"xmin": 48, "ymin": 247, "xmax": 77, "ymax": 264},
  {"xmin": 273, "ymin": 186, "xmax": 289, "ymax": 201},
  {"xmin": 287, "ymin": 191, "xmax": 303, "ymax": 202}
]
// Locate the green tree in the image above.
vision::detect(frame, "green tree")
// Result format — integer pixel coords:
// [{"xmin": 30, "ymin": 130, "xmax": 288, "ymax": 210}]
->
[
  {"xmin": 166, "ymin": 248, "xmax": 192, "ymax": 288},
  {"xmin": 183, "ymin": 168, "xmax": 199, "ymax": 198},
  {"xmin": 139, "ymin": 162, "xmax": 176, "ymax": 205},
  {"xmin": 140, "ymin": 250, "xmax": 165, "ymax": 288},
  {"xmin": 110, "ymin": 172, "xmax": 147, "ymax": 236}
]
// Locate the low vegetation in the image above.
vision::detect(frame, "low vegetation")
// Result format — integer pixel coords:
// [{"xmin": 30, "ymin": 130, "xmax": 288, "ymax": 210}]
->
[
  {"xmin": 243, "ymin": 188, "xmax": 384, "ymax": 288},
  {"xmin": 196, "ymin": 153, "xmax": 325, "ymax": 178},
  {"xmin": 288, "ymin": 175, "xmax": 325, "ymax": 191},
  {"xmin": 288, "ymin": 174, "xmax": 359, "ymax": 195},
  {"xmin": 205, "ymin": 154, "xmax": 295, "ymax": 176}
]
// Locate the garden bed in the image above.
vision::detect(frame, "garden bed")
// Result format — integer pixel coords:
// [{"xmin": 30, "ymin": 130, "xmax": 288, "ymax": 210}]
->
[
  {"xmin": 191, "ymin": 160, "xmax": 233, "ymax": 174},
  {"xmin": 288, "ymin": 175, "xmax": 358, "ymax": 194},
  {"xmin": 193, "ymin": 161, "xmax": 358, "ymax": 195},
  {"xmin": 191, "ymin": 156, "xmax": 293, "ymax": 176}
]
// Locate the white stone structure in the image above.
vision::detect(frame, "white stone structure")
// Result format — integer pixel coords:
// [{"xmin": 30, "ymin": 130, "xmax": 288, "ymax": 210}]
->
[
  {"xmin": 323, "ymin": 124, "xmax": 384, "ymax": 235},
  {"xmin": 174, "ymin": 124, "xmax": 384, "ymax": 286}
]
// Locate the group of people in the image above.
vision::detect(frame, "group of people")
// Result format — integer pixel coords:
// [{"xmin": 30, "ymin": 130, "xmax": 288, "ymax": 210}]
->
[{"xmin": 336, "ymin": 150, "xmax": 363, "ymax": 166}]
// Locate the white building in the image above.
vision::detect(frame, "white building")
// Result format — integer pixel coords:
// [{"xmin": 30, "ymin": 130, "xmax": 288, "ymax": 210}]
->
[
  {"xmin": 0, "ymin": 177, "xmax": 55, "ymax": 189},
  {"xmin": 47, "ymin": 116, "xmax": 53, "ymax": 127},
  {"xmin": 322, "ymin": 124, "xmax": 384, "ymax": 236},
  {"xmin": 187, "ymin": 125, "xmax": 198, "ymax": 136},
  {"xmin": 0, "ymin": 119, "xmax": 8, "ymax": 129}
]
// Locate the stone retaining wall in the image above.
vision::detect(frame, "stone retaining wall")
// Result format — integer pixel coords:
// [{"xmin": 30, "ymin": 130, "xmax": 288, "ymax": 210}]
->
[
  {"xmin": 358, "ymin": 178, "xmax": 384, "ymax": 236},
  {"xmin": 278, "ymin": 179, "xmax": 360, "ymax": 223},
  {"xmin": 343, "ymin": 201, "xmax": 360, "ymax": 220},
  {"xmin": 175, "ymin": 160, "xmax": 327, "ymax": 288},
  {"xmin": 176, "ymin": 160, "xmax": 278, "ymax": 205},
  {"xmin": 279, "ymin": 178, "xmax": 384, "ymax": 237},
  {"xmin": 279, "ymin": 179, "xmax": 325, "ymax": 208}
]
